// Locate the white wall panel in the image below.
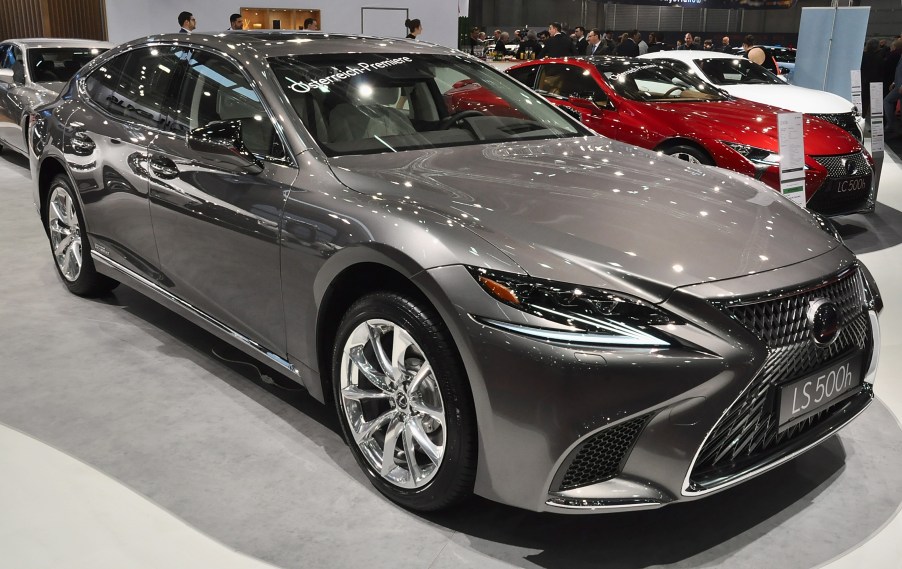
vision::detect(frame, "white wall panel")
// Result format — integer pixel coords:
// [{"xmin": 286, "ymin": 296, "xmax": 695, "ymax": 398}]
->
[{"xmin": 105, "ymin": 0, "xmax": 459, "ymax": 49}]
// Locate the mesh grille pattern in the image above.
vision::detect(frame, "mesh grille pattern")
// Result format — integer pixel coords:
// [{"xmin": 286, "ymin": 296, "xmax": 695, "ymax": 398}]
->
[
  {"xmin": 807, "ymin": 152, "xmax": 872, "ymax": 215},
  {"xmin": 812, "ymin": 152, "xmax": 872, "ymax": 179},
  {"xmin": 558, "ymin": 414, "xmax": 651, "ymax": 491},
  {"xmin": 691, "ymin": 269, "xmax": 868, "ymax": 482},
  {"xmin": 812, "ymin": 113, "xmax": 861, "ymax": 140}
]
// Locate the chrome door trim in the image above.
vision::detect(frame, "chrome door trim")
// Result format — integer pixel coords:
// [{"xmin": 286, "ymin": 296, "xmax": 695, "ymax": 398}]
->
[{"xmin": 91, "ymin": 251, "xmax": 299, "ymax": 376}]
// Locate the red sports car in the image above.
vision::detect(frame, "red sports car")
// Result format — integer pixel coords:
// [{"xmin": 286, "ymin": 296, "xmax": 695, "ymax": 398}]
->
[{"xmin": 450, "ymin": 56, "xmax": 875, "ymax": 216}]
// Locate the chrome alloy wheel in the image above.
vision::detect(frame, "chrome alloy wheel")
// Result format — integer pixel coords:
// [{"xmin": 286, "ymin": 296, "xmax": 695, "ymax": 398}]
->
[
  {"xmin": 339, "ymin": 319, "xmax": 446, "ymax": 489},
  {"xmin": 48, "ymin": 186, "xmax": 83, "ymax": 282},
  {"xmin": 672, "ymin": 152, "xmax": 702, "ymax": 164}
]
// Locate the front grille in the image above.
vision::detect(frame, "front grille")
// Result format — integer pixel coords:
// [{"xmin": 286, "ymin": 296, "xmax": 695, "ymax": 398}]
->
[
  {"xmin": 690, "ymin": 268, "xmax": 870, "ymax": 485},
  {"xmin": 807, "ymin": 152, "xmax": 872, "ymax": 215},
  {"xmin": 555, "ymin": 414, "xmax": 652, "ymax": 491},
  {"xmin": 813, "ymin": 152, "xmax": 871, "ymax": 179},
  {"xmin": 812, "ymin": 112, "xmax": 861, "ymax": 140}
]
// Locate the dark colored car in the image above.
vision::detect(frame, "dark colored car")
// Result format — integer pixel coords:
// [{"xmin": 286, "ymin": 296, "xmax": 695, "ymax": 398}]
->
[
  {"xmin": 30, "ymin": 32, "xmax": 881, "ymax": 514},
  {"xmin": 502, "ymin": 56, "xmax": 875, "ymax": 216},
  {"xmin": 0, "ymin": 38, "xmax": 112, "ymax": 156}
]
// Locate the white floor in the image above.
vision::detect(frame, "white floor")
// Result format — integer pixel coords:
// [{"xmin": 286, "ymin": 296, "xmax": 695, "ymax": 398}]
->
[{"xmin": 1, "ymin": 146, "xmax": 902, "ymax": 568}]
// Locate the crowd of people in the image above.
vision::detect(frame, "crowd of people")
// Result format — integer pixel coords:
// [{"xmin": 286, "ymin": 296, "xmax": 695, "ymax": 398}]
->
[{"xmin": 465, "ymin": 24, "xmax": 762, "ymax": 61}]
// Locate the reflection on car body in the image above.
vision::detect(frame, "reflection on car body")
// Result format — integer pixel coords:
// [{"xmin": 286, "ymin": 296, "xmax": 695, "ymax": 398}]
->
[
  {"xmin": 506, "ymin": 56, "xmax": 875, "ymax": 216},
  {"xmin": 30, "ymin": 32, "xmax": 881, "ymax": 514},
  {"xmin": 0, "ymin": 38, "xmax": 112, "ymax": 156}
]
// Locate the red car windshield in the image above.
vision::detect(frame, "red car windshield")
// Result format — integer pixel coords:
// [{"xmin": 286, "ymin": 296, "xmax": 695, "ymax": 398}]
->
[{"xmin": 598, "ymin": 61, "xmax": 725, "ymax": 103}]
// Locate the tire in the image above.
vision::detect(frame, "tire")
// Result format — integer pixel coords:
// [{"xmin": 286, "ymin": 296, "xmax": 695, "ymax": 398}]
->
[
  {"xmin": 44, "ymin": 174, "xmax": 118, "ymax": 296},
  {"xmin": 332, "ymin": 292, "xmax": 476, "ymax": 511},
  {"xmin": 662, "ymin": 144, "xmax": 714, "ymax": 166}
]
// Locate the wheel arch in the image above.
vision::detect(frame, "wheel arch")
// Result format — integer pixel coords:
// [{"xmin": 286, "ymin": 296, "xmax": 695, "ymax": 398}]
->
[
  {"xmin": 654, "ymin": 138, "xmax": 716, "ymax": 165},
  {"xmin": 36, "ymin": 155, "xmax": 69, "ymax": 233}
]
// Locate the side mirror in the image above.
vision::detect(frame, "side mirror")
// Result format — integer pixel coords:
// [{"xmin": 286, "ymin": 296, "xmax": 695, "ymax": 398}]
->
[
  {"xmin": 0, "ymin": 68, "xmax": 13, "ymax": 84},
  {"xmin": 187, "ymin": 119, "xmax": 264, "ymax": 175},
  {"xmin": 570, "ymin": 93, "xmax": 614, "ymax": 111}
]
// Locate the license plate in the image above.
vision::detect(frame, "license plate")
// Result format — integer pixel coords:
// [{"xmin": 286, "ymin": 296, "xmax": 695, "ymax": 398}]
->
[
  {"xmin": 777, "ymin": 352, "xmax": 863, "ymax": 432},
  {"xmin": 830, "ymin": 176, "xmax": 870, "ymax": 195}
]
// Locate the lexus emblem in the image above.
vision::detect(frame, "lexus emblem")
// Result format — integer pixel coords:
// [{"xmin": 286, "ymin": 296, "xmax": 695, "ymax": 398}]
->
[
  {"xmin": 843, "ymin": 159, "xmax": 858, "ymax": 177},
  {"xmin": 807, "ymin": 299, "xmax": 841, "ymax": 346}
]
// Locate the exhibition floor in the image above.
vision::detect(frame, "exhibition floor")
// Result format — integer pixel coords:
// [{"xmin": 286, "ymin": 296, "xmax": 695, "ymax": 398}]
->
[{"xmin": 1, "ymin": 146, "xmax": 901, "ymax": 569}]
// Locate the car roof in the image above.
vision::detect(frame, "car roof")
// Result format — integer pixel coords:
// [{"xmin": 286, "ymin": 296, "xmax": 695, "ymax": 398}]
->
[
  {"xmin": 132, "ymin": 31, "xmax": 460, "ymax": 58},
  {"xmin": 2, "ymin": 38, "xmax": 115, "ymax": 49},
  {"xmin": 641, "ymin": 50, "xmax": 738, "ymax": 62}
]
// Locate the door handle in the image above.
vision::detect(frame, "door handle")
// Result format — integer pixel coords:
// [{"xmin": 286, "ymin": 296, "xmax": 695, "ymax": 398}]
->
[{"xmin": 149, "ymin": 155, "xmax": 179, "ymax": 180}]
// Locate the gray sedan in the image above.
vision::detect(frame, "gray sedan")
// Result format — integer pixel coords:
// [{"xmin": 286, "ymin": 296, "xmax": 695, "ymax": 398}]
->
[
  {"xmin": 29, "ymin": 31, "xmax": 881, "ymax": 514},
  {"xmin": 0, "ymin": 38, "xmax": 111, "ymax": 156}
]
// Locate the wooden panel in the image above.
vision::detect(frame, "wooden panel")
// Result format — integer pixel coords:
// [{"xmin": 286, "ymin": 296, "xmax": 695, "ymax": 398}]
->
[
  {"xmin": 0, "ymin": 0, "xmax": 106, "ymax": 41},
  {"xmin": 0, "ymin": 0, "xmax": 45, "ymax": 40},
  {"xmin": 46, "ymin": 0, "xmax": 107, "ymax": 40}
]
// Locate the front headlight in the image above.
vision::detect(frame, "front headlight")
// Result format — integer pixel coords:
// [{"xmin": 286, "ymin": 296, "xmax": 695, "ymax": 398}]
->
[
  {"xmin": 468, "ymin": 267, "xmax": 681, "ymax": 346},
  {"xmin": 722, "ymin": 141, "xmax": 781, "ymax": 166},
  {"xmin": 859, "ymin": 262, "xmax": 883, "ymax": 314}
]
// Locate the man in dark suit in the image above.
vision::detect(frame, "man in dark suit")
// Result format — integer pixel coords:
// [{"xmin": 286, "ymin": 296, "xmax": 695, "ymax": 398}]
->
[
  {"xmin": 616, "ymin": 29, "xmax": 640, "ymax": 57},
  {"xmin": 539, "ymin": 22, "xmax": 574, "ymax": 58},
  {"xmin": 585, "ymin": 29, "xmax": 602, "ymax": 56},
  {"xmin": 178, "ymin": 11, "xmax": 195, "ymax": 33},
  {"xmin": 573, "ymin": 26, "xmax": 588, "ymax": 55}
]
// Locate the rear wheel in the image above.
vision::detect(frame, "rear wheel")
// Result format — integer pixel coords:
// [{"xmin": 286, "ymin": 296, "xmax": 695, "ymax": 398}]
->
[
  {"xmin": 332, "ymin": 292, "xmax": 476, "ymax": 511},
  {"xmin": 44, "ymin": 174, "xmax": 118, "ymax": 296},
  {"xmin": 662, "ymin": 144, "xmax": 714, "ymax": 166}
]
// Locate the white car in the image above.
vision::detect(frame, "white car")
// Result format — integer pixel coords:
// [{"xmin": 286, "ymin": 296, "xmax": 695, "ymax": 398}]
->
[{"xmin": 639, "ymin": 50, "xmax": 863, "ymax": 140}]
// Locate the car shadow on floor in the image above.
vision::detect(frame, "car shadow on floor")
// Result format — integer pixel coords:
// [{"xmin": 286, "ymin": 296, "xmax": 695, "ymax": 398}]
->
[{"xmin": 834, "ymin": 201, "xmax": 902, "ymax": 255}]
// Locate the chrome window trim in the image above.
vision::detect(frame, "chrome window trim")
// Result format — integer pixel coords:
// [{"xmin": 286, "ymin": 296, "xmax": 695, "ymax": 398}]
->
[
  {"xmin": 91, "ymin": 251, "xmax": 299, "ymax": 376},
  {"xmin": 78, "ymin": 41, "xmax": 297, "ymax": 169}
]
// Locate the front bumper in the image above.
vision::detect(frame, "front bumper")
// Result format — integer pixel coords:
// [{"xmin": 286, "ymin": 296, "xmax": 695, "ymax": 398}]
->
[{"xmin": 414, "ymin": 246, "xmax": 877, "ymax": 513}]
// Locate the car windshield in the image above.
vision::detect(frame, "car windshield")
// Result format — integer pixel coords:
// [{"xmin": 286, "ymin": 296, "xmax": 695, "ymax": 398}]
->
[
  {"xmin": 28, "ymin": 47, "xmax": 107, "ymax": 84},
  {"xmin": 696, "ymin": 57, "xmax": 782, "ymax": 86},
  {"xmin": 598, "ymin": 61, "xmax": 724, "ymax": 102},
  {"xmin": 269, "ymin": 53, "xmax": 586, "ymax": 156}
]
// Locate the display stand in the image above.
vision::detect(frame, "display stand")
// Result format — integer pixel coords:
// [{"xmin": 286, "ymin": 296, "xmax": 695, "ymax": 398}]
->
[{"xmin": 778, "ymin": 112, "xmax": 806, "ymax": 208}]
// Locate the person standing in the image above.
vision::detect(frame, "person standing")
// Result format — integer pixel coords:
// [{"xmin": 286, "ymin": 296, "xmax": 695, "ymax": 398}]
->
[
  {"xmin": 517, "ymin": 30, "xmax": 542, "ymax": 59},
  {"xmin": 861, "ymin": 39, "xmax": 884, "ymax": 117},
  {"xmin": 539, "ymin": 22, "xmax": 574, "ymax": 58},
  {"xmin": 884, "ymin": 37, "xmax": 902, "ymax": 96},
  {"xmin": 303, "ymin": 18, "xmax": 318, "ymax": 30},
  {"xmin": 636, "ymin": 31, "xmax": 648, "ymax": 55},
  {"xmin": 647, "ymin": 32, "xmax": 665, "ymax": 53},
  {"xmin": 679, "ymin": 33, "xmax": 695, "ymax": 50},
  {"xmin": 405, "ymin": 18, "xmax": 422, "ymax": 40},
  {"xmin": 721, "ymin": 36, "xmax": 732, "ymax": 53},
  {"xmin": 177, "ymin": 11, "xmax": 195, "ymax": 33},
  {"xmin": 573, "ymin": 26, "xmax": 588, "ymax": 55},
  {"xmin": 616, "ymin": 30, "xmax": 639, "ymax": 57},
  {"xmin": 883, "ymin": 53, "xmax": 902, "ymax": 136},
  {"xmin": 585, "ymin": 29, "xmax": 602, "ymax": 56},
  {"xmin": 227, "ymin": 13, "xmax": 243, "ymax": 30}
]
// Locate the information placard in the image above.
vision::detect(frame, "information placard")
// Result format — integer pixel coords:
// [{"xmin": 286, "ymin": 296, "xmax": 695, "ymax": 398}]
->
[
  {"xmin": 778, "ymin": 112, "xmax": 806, "ymax": 208},
  {"xmin": 850, "ymin": 70, "xmax": 863, "ymax": 114},
  {"xmin": 870, "ymin": 82, "xmax": 884, "ymax": 155}
]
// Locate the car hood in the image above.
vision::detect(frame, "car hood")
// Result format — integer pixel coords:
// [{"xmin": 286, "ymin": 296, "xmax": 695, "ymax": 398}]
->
[
  {"xmin": 640, "ymin": 99, "xmax": 861, "ymax": 155},
  {"xmin": 721, "ymin": 84, "xmax": 855, "ymax": 115},
  {"xmin": 328, "ymin": 137, "xmax": 839, "ymax": 301}
]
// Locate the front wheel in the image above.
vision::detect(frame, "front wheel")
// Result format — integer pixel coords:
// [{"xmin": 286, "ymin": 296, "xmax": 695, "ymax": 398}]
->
[
  {"xmin": 44, "ymin": 174, "xmax": 118, "ymax": 296},
  {"xmin": 332, "ymin": 292, "xmax": 476, "ymax": 511},
  {"xmin": 662, "ymin": 144, "xmax": 714, "ymax": 166}
]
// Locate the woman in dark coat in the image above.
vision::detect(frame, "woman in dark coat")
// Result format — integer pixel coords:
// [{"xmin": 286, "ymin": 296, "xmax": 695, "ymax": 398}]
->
[{"xmin": 861, "ymin": 38, "xmax": 884, "ymax": 116}]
